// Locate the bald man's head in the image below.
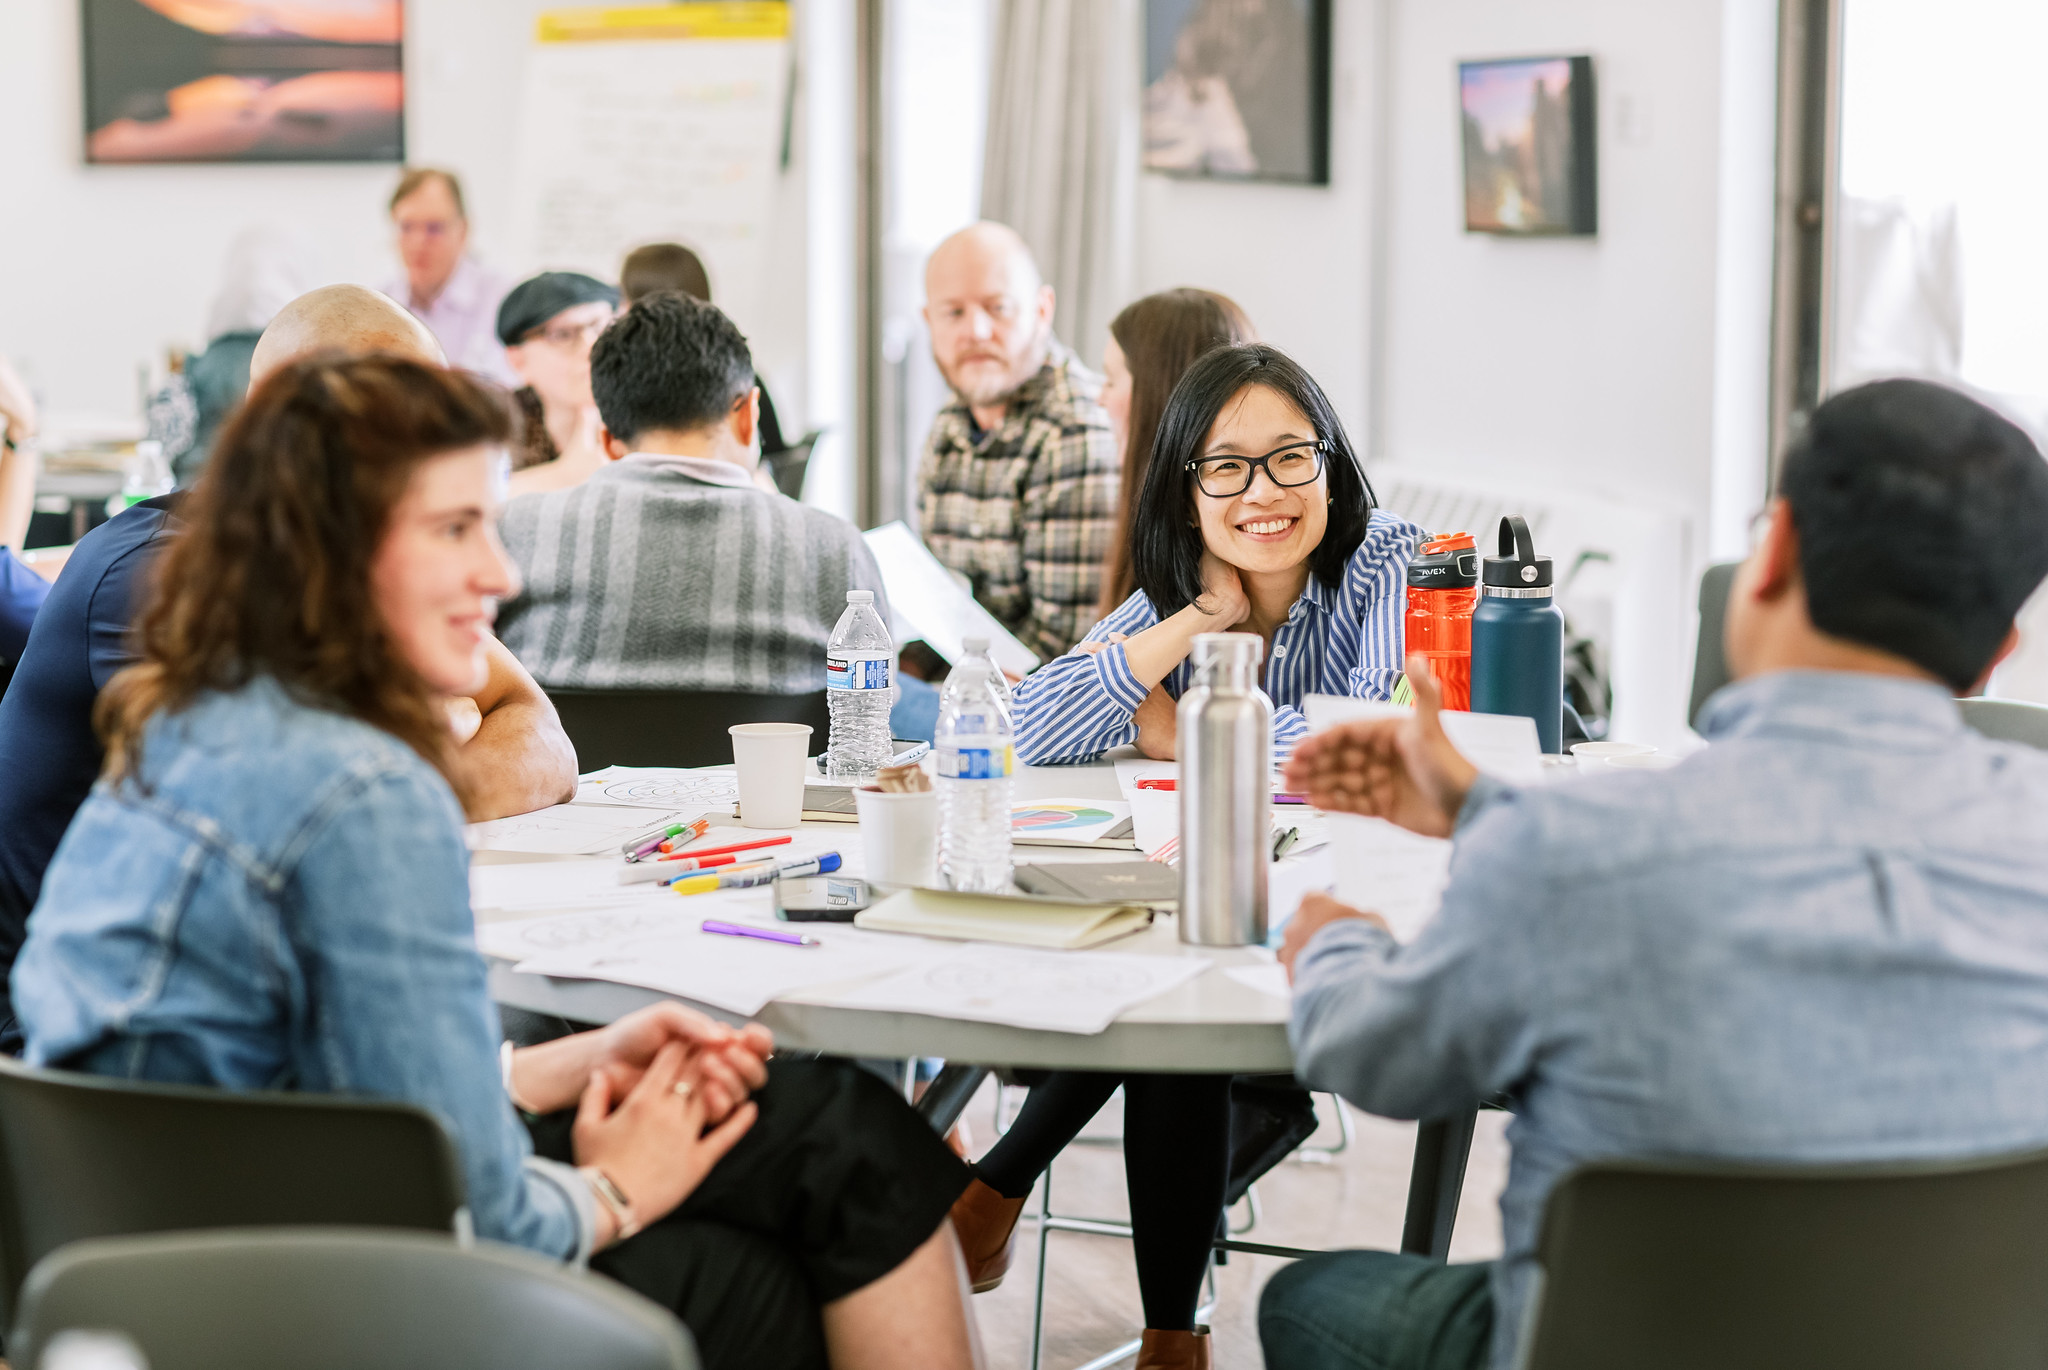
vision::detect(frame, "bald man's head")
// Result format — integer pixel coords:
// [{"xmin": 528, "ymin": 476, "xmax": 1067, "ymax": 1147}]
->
[
  {"xmin": 249, "ymin": 284, "xmax": 445, "ymax": 387},
  {"xmin": 923, "ymin": 221, "xmax": 1055, "ymax": 413}
]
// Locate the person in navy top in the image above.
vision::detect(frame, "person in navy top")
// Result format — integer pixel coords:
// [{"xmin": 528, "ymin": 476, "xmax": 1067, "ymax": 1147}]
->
[
  {"xmin": 0, "ymin": 548, "xmax": 51, "ymax": 667},
  {"xmin": 951, "ymin": 343, "xmax": 1424, "ymax": 1364},
  {"xmin": 1013, "ymin": 343, "xmax": 1423, "ymax": 765}
]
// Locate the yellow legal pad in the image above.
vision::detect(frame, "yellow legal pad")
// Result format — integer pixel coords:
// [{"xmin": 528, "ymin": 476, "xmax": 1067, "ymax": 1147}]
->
[{"xmin": 854, "ymin": 888, "xmax": 1155, "ymax": 951}]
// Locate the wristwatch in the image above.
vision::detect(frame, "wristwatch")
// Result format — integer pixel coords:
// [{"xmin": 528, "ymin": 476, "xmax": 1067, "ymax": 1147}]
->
[{"xmin": 580, "ymin": 1165, "xmax": 641, "ymax": 1242}]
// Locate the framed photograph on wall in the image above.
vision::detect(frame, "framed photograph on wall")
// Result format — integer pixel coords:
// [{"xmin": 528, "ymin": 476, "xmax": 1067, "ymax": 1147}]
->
[
  {"xmin": 81, "ymin": 0, "xmax": 404, "ymax": 164},
  {"xmin": 1143, "ymin": 0, "xmax": 1331, "ymax": 185},
  {"xmin": 1459, "ymin": 55, "xmax": 1597, "ymax": 235}
]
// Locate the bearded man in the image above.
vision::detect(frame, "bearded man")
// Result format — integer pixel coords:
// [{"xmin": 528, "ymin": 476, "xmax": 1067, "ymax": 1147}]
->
[{"xmin": 915, "ymin": 222, "xmax": 1121, "ymax": 660}]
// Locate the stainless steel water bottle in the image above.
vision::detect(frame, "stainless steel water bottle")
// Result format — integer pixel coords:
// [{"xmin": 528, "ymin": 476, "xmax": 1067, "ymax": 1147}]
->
[
  {"xmin": 1178, "ymin": 633, "xmax": 1272, "ymax": 946},
  {"xmin": 1470, "ymin": 515, "xmax": 1566, "ymax": 753}
]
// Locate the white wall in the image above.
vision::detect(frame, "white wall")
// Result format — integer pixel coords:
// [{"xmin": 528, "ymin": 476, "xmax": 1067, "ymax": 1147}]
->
[
  {"xmin": 0, "ymin": 0, "xmax": 827, "ymax": 506},
  {"xmin": 1130, "ymin": 0, "xmax": 1380, "ymax": 429}
]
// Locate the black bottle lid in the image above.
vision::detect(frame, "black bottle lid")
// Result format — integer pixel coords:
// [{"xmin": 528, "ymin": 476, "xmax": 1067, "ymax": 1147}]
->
[
  {"xmin": 1480, "ymin": 515, "xmax": 1554, "ymax": 589},
  {"xmin": 1407, "ymin": 547, "xmax": 1479, "ymax": 589}
]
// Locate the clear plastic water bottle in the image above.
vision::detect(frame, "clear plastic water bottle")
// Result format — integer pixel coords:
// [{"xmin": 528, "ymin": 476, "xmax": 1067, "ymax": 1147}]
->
[
  {"xmin": 825, "ymin": 589, "xmax": 896, "ymax": 781},
  {"xmin": 954, "ymin": 635, "xmax": 1013, "ymax": 722},
  {"xmin": 936, "ymin": 658, "xmax": 1014, "ymax": 892}
]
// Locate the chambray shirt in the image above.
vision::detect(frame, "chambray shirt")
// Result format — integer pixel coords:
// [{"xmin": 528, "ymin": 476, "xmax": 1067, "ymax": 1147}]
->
[
  {"xmin": 1290, "ymin": 671, "xmax": 2048, "ymax": 1368},
  {"xmin": 14, "ymin": 678, "xmax": 597, "ymax": 1263},
  {"xmin": 1012, "ymin": 510, "xmax": 1424, "ymax": 764}
]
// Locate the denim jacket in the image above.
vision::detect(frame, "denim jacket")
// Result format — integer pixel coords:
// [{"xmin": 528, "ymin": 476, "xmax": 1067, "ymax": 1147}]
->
[{"xmin": 14, "ymin": 677, "xmax": 596, "ymax": 1261}]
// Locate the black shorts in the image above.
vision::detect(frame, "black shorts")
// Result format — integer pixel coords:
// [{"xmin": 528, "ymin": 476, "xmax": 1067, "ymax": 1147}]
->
[{"xmin": 527, "ymin": 1056, "xmax": 970, "ymax": 1370}]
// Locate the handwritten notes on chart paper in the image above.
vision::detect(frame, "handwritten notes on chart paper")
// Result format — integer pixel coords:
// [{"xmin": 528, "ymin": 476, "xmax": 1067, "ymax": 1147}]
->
[{"xmin": 509, "ymin": 6, "xmax": 792, "ymax": 354}]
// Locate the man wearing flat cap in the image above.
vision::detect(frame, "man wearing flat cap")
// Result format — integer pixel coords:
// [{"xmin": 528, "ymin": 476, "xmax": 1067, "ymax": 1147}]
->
[{"xmin": 498, "ymin": 271, "xmax": 619, "ymax": 496}]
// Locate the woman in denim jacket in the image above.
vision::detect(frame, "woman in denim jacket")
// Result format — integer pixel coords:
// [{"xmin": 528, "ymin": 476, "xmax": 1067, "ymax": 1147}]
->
[{"xmin": 13, "ymin": 356, "xmax": 982, "ymax": 1370}]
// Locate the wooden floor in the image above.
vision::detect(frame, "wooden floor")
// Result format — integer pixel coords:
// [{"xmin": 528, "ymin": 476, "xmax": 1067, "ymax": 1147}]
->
[{"xmin": 956, "ymin": 1078, "xmax": 1512, "ymax": 1370}]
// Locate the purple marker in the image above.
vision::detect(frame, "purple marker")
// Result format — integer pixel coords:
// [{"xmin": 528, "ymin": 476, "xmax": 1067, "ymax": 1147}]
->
[{"xmin": 701, "ymin": 920, "xmax": 818, "ymax": 948}]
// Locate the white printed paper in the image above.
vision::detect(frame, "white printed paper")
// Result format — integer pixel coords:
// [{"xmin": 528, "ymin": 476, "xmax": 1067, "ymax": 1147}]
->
[
  {"xmin": 1225, "ymin": 963, "xmax": 1293, "ymax": 1002},
  {"xmin": 483, "ymin": 902, "xmax": 926, "ymax": 1016},
  {"xmin": 822, "ymin": 945, "xmax": 1210, "ymax": 1034},
  {"xmin": 465, "ymin": 804, "xmax": 689, "ymax": 856},
  {"xmin": 573, "ymin": 766, "xmax": 741, "ymax": 813},
  {"xmin": 1011, "ymin": 798, "xmax": 1131, "ymax": 845},
  {"xmin": 1322, "ymin": 815, "xmax": 1454, "ymax": 943},
  {"xmin": 1302, "ymin": 696, "xmax": 1546, "ymax": 784}
]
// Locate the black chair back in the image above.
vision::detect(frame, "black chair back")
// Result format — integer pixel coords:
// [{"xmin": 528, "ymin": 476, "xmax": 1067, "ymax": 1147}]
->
[
  {"xmin": 765, "ymin": 430, "xmax": 822, "ymax": 500},
  {"xmin": 1524, "ymin": 1148, "xmax": 2048, "ymax": 1370},
  {"xmin": 0, "ymin": 1055, "xmax": 463, "ymax": 1322},
  {"xmin": 546, "ymin": 688, "xmax": 829, "ymax": 769},
  {"xmin": 12, "ymin": 1228, "xmax": 698, "ymax": 1370}
]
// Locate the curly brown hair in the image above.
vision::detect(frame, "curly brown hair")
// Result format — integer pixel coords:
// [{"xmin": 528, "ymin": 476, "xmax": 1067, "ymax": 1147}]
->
[{"xmin": 97, "ymin": 354, "xmax": 514, "ymax": 792}]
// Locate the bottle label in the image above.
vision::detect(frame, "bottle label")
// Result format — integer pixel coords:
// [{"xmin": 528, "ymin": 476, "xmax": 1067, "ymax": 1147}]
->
[
  {"xmin": 826, "ymin": 654, "xmax": 891, "ymax": 690},
  {"xmin": 938, "ymin": 744, "xmax": 1013, "ymax": 780}
]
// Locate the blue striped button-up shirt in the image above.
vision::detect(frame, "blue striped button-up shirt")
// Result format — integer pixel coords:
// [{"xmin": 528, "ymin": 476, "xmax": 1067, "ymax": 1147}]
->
[{"xmin": 1012, "ymin": 510, "xmax": 1425, "ymax": 764}]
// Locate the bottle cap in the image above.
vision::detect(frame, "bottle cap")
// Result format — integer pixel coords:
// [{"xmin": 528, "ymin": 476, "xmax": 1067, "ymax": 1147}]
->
[
  {"xmin": 1480, "ymin": 515, "xmax": 1553, "ymax": 589},
  {"xmin": 846, "ymin": 590, "xmax": 874, "ymax": 604},
  {"xmin": 1407, "ymin": 534, "xmax": 1479, "ymax": 589},
  {"xmin": 962, "ymin": 635, "xmax": 989, "ymax": 654}
]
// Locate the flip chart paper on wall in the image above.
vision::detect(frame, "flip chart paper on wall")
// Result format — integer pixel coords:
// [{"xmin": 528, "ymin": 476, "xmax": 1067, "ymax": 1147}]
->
[
  {"xmin": 861, "ymin": 521, "xmax": 1041, "ymax": 674},
  {"xmin": 510, "ymin": 5, "xmax": 791, "ymax": 348}
]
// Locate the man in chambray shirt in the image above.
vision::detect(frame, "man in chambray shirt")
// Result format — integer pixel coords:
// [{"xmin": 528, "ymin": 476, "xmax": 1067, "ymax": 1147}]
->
[{"xmin": 1263, "ymin": 378, "xmax": 2048, "ymax": 1370}]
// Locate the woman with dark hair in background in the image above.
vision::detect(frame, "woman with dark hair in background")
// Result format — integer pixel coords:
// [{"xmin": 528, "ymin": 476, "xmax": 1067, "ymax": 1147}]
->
[
  {"xmin": 1096, "ymin": 288, "xmax": 1255, "ymax": 621},
  {"xmin": 951, "ymin": 344, "xmax": 1425, "ymax": 1369},
  {"xmin": 14, "ymin": 355, "xmax": 983, "ymax": 1370}
]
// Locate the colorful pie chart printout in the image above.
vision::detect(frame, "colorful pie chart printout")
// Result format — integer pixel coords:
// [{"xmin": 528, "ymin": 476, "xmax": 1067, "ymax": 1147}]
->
[{"xmin": 1010, "ymin": 800, "xmax": 1129, "ymax": 846}]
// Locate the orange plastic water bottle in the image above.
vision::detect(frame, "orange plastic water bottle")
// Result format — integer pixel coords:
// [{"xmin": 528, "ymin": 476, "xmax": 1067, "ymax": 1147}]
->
[{"xmin": 1404, "ymin": 532, "xmax": 1479, "ymax": 711}]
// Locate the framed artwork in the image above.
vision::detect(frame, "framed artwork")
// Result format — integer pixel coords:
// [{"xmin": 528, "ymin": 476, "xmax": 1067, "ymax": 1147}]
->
[
  {"xmin": 1460, "ymin": 55, "xmax": 1597, "ymax": 235},
  {"xmin": 81, "ymin": 0, "xmax": 404, "ymax": 164},
  {"xmin": 1143, "ymin": 0, "xmax": 1331, "ymax": 185}
]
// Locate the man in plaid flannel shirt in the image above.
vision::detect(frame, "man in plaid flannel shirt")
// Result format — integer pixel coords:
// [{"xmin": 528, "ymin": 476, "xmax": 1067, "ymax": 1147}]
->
[{"xmin": 917, "ymin": 222, "xmax": 1121, "ymax": 661}]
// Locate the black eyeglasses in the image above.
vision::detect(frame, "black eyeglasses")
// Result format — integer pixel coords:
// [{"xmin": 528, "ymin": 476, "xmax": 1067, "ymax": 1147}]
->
[{"xmin": 1185, "ymin": 440, "xmax": 1327, "ymax": 498}]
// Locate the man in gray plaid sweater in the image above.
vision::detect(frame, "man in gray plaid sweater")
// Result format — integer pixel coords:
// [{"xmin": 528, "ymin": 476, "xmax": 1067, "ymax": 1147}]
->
[{"xmin": 496, "ymin": 291, "xmax": 886, "ymax": 696}]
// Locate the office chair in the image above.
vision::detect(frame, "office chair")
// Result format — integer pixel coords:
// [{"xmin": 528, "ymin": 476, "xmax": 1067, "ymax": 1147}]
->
[
  {"xmin": 1522, "ymin": 1146, "xmax": 2048, "ymax": 1370},
  {"xmin": 0, "ymin": 1054, "xmax": 463, "ymax": 1322},
  {"xmin": 11, "ymin": 1227, "xmax": 697, "ymax": 1370},
  {"xmin": 544, "ymin": 687, "xmax": 831, "ymax": 769}
]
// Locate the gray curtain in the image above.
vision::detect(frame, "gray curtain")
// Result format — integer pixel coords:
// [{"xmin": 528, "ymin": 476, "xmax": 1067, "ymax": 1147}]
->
[{"xmin": 979, "ymin": 0, "xmax": 1138, "ymax": 369}]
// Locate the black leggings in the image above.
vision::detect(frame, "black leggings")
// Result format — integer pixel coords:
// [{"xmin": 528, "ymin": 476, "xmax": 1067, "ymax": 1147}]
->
[
  {"xmin": 973, "ymin": 1071, "xmax": 1232, "ymax": 1330},
  {"xmin": 529, "ymin": 1056, "xmax": 970, "ymax": 1370}
]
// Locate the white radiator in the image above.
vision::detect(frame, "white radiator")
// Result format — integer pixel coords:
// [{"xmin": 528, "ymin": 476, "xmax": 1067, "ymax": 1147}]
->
[{"xmin": 1373, "ymin": 464, "xmax": 1702, "ymax": 749}]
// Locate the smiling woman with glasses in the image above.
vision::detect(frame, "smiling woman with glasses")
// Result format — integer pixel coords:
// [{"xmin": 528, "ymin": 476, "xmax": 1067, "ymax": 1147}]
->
[{"xmin": 1011, "ymin": 342, "xmax": 1425, "ymax": 766}]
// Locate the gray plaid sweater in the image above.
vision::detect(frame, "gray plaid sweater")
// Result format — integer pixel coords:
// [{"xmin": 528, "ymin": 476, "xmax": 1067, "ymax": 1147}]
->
[{"xmin": 495, "ymin": 456, "xmax": 887, "ymax": 693}]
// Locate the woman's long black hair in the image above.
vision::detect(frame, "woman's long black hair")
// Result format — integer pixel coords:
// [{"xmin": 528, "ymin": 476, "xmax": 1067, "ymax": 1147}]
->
[{"xmin": 1130, "ymin": 343, "xmax": 1378, "ymax": 616}]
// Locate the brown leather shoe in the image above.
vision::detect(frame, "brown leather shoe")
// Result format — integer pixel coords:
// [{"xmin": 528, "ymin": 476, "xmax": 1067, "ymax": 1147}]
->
[
  {"xmin": 1135, "ymin": 1326, "xmax": 1213, "ymax": 1369},
  {"xmin": 948, "ymin": 1177, "xmax": 1027, "ymax": 1293}
]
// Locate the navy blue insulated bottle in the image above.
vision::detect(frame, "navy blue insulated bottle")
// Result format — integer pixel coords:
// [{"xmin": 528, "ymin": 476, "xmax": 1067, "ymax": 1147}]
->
[{"xmin": 1469, "ymin": 515, "xmax": 1564, "ymax": 754}]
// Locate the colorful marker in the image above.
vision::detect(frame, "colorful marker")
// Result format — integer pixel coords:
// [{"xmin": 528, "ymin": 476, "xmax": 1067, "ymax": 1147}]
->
[
  {"xmin": 618, "ymin": 850, "xmax": 767, "ymax": 885},
  {"xmin": 671, "ymin": 852, "xmax": 843, "ymax": 896},
  {"xmin": 702, "ymin": 920, "xmax": 818, "ymax": 948},
  {"xmin": 655, "ymin": 835, "xmax": 792, "ymax": 863},
  {"xmin": 623, "ymin": 818, "xmax": 709, "ymax": 862}
]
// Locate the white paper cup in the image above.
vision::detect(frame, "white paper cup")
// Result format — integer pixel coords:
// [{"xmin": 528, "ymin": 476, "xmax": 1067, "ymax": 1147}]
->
[
  {"xmin": 855, "ymin": 786, "xmax": 939, "ymax": 887},
  {"xmin": 729, "ymin": 723, "xmax": 813, "ymax": 828},
  {"xmin": 1571, "ymin": 741, "xmax": 1655, "ymax": 774},
  {"xmin": 1604, "ymin": 751, "xmax": 1681, "ymax": 772}
]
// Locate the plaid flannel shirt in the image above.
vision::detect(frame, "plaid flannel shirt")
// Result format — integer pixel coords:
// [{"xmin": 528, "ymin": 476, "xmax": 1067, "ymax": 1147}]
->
[{"xmin": 916, "ymin": 344, "xmax": 1121, "ymax": 660}]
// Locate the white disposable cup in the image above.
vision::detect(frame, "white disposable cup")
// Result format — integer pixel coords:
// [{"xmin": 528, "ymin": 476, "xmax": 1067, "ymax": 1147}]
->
[
  {"xmin": 1604, "ymin": 751, "xmax": 1681, "ymax": 772},
  {"xmin": 729, "ymin": 723, "xmax": 813, "ymax": 828},
  {"xmin": 1571, "ymin": 741, "xmax": 1655, "ymax": 774},
  {"xmin": 855, "ymin": 787, "xmax": 939, "ymax": 887}
]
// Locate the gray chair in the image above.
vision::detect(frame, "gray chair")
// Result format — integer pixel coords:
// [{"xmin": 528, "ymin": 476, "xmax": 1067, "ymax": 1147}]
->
[
  {"xmin": 10, "ymin": 1227, "xmax": 698, "ymax": 1370},
  {"xmin": 0, "ymin": 1054, "xmax": 463, "ymax": 1322},
  {"xmin": 1521, "ymin": 1147, "xmax": 2048, "ymax": 1370},
  {"xmin": 1688, "ymin": 561, "xmax": 1740, "ymax": 728},
  {"xmin": 1960, "ymin": 696, "xmax": 2048, "ymax": 749}
]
